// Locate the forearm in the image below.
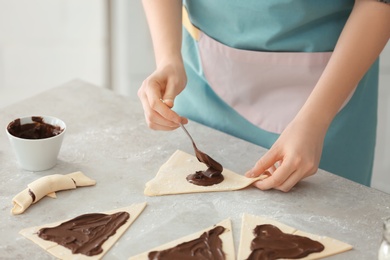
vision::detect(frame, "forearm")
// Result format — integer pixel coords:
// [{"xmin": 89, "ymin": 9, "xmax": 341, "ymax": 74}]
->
[
  {"xmin": 142, "ymin": 0, "xmax": 183, "ymax": 68},
  {"xmin": 297, "ymin": 0, "xmax": 390, "ymax": 130}
]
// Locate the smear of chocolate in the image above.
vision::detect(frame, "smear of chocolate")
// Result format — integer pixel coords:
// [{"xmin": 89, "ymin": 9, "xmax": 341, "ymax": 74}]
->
[
  {"xmin": 186, "ymin": 150, "xmax": 224, "ymax": 186},
  {"xmin": 7, "ymin": 116, "xmax": 63, "ymax": 139},
  {"xmin": 28, "ymin": 189, "xmax": 36, "ymax": 203},
  {"xmin": 148, "ymin": 226, "xmax": 226, "ymax": 260},
  {"xmin": 246, "ymin": 224, "xmax": 324, "ymax": 260},
  {"xmin": 38, "ymin": 211, "xmax": 129, "ymax": 256}
]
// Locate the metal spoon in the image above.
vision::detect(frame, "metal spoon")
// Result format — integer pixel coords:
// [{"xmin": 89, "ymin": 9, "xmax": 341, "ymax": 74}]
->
[
  {"xmin": 158, "ymin": 98, "xmax": 223, "ymax": 172},
  {"xmin": 180, "ymin": 123, "xmax": 223, "ymax": 172}
]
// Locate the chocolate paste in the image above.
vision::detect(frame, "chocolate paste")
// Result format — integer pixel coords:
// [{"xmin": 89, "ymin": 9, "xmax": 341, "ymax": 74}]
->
[
  {"xmin": 38, "ymin": 211, "xmax": 129, "ymax": 256},
  {"xmin": 186, "ymin": 150, "xmax": 224, "ymax": 186},
  {"xmin": 7, "ymin": 116, "xmax": 63, "ymax": 139},
  {"xmin": 28, "ymin": 189, "xmax": 36, "ymax": 203},
  {"xmin": 148, "ymin": 226, "xmax": 226, "ymax": 260},
  {"xmin": 246, "ymin": 224, "xmax": 324, "ymax": 260}
]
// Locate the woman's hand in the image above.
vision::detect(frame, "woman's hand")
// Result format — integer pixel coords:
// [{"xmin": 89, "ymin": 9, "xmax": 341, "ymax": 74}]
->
[
  {"xmin": 138, "ymin": 60, "xmax": 188, "ymax": 131},
  {"xmin": 245, "ymin": 0, "xmax": 390, "ymax": 192},
  {"xmin": 245, "ymin": 116, "xmax": 326, "ymax": 192},
  {"xmin": 140, "ymin": 0, "xmax": 185, "ymax": 130}
]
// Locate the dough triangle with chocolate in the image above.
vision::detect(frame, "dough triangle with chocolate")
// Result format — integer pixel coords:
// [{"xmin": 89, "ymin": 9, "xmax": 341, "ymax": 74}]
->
[
  {"xmin": 144, "ymin": 150, "xmax": 268, "ymax": 196},
  {"xmin": 19, "ymin": 202, "xmax": 147, "ymax": 260},
  {"xmin": 238, "ymin": 213, "xmax": 353, "ymax": 260},
  {"xmin": 129, "ymin": 218, "xmax": 235, "ymax": 260}
]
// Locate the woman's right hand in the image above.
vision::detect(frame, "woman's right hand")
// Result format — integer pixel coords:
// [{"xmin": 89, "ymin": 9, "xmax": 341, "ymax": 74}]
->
[{"xmin": 138, "ymin": 60, "xmax": 188, "ymax": 131}]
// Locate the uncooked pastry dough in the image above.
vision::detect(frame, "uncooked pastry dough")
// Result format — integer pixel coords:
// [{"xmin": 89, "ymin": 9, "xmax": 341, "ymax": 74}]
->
[
  {"xmin": 237, "ymin": 213, "xmax": 353, "ymax": 260},
  {"xmin": 129, "ymin": 218, "xmax": 235, "ymax": 260},
  {"xmin": 144, "ymin": 150, "xmax": 268, "ymax": 196},
  {"xmin": 12, "ymin": 171, "xmax": 96, "ymax": 215},
  {"xmin": 19, "ymin": 202, "xmax": 147, "ymax": 260}
]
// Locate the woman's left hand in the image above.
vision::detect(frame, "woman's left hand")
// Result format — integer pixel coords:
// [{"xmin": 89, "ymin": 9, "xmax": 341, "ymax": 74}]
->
[
  {"xmin": 245, "ymin": 0, "xmax": 390, "ymax": 192},
  {"xmin": 245, "ymin": 116, "xmax": 326, "ymax": 192}
]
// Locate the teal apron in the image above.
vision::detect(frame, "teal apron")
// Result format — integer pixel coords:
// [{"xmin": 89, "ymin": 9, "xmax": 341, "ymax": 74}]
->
[{"xmin": 174, "ymin": 0, "xmax": 379, "ymax": 186}]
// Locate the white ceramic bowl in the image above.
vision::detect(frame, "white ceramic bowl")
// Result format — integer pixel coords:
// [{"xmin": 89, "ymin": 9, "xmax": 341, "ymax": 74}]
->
[{"xmin": 6, "ymin": 115, "xmax": 66, "ymax": 172}]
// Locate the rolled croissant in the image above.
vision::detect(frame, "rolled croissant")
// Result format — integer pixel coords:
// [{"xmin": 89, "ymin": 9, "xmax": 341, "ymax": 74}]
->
[{"xmin": 12, "ymin": 171, "xmax": 96, "ymax": 215}]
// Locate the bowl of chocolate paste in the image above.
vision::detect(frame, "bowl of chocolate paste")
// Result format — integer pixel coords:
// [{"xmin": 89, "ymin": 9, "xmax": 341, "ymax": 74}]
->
[{"xmin": 6, "ymin": 116, "xmax": 66, "ymax": 171}]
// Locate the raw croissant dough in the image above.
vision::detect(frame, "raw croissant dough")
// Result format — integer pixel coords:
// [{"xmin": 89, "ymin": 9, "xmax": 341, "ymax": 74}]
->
[
  {"xmin": 19, "ymin": 202, "xmax": 147, "ymax": 260},
  {"xmin": 144, "ymin": 150, "xmax": 268, "ymax": 196},
  {"xmin": 12, "ymin": 171, "xmax": 96, "ymax": 215},
  {"xmin": 129, "ymin": 218, "xmax": 235, "ymax": 260},
  {"xmin": 237, "ymin": 213, "xmax": 353, "ymax": 260}
]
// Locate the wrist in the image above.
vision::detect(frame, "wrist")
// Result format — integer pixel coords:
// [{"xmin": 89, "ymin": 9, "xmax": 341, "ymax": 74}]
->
[
  {"xmin": 293, "ymin": 106, "xmax": 334, "ymax": 136},
  {"xmin": 156, "ymin": 53, "xmax": 183, "ymax": 69}
]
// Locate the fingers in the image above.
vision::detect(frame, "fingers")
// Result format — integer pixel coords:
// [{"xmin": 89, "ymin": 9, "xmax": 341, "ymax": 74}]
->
[
  {"xmin": 138, "ymin": 62, "xmax": 188, "ymax": 131},
  {"xmin": 252, "ymin": 160, "xmax": 299, "ymax": 192},
  {"xmin": 159, "ymin": 98, "xmax": 188, "ymax": 124},
  {"xmin": 251, "ymin": 154, "xmax": 318, "ymax": 192},
  {"xmin": 138, "ymin": 74, "xmax": 185, "ymax": 130},
  {"xmin": 245, "ymin": 145, "xmax": 313, "ymax": 192},
  {"xmin": 139, "ymin": 96, "xmax": 179, "ymax": 131},
  {"xmin": 162, "ymin": 79, "xmax": 177, "ymax": 108},
  {"xmin": 245, "ymin": 149, "xmax": 279, "ymax": 178},
  {"xmin": 161, "ymin": 98, "xmax": 174, "ymax": 108},
  {"xmin": 245, "ymin": 119, "xmax": 323, "ymax": 192}
]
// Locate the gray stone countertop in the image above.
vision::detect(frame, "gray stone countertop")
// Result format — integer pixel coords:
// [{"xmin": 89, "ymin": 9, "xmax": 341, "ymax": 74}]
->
[{"xmin": 0, "ymin": 80, "xmax": 389, "ymax": 259}]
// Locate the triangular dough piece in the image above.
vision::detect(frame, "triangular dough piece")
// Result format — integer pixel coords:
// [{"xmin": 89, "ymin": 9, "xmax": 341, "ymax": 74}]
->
[
  {"xmin": 144, "ymin": 150, "xmax": 268, "ymax": 196},
  {"xmin": 129, "ymin": 218, "xmax": 235, "ymax": 260},
  {"xmin": 19, "ymin": 202, "xmax": 147, "ymax": 260},
  {"xmin": 237, "ymin": 213, "xmax": 353, "ymax": 260}
]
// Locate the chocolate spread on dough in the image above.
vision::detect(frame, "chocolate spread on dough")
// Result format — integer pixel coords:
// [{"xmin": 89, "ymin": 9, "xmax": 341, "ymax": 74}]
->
[
  {"xmin": 246, "ymin": 224, "xmax": 324, "ymax": 260},
  {"xmin": 148, "ymin": 226, "xmax": 226, "ymax": 260},
  {"xmin": 7, "ymin": 116, "xmax": 63, "ymax": 139},
  {"xmin": 186, "ymin": 150, "xmax": 224, "ymax": 186},
  {"xmin": 28, "ymin": 189, "xmax": 36, "ymax": 203},
  {"xmin": 38, "ymin": 211, "xmax": 129, "ymax": 256}
]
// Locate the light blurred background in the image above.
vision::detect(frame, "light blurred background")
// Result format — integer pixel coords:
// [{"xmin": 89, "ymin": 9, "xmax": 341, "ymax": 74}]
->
[{"xmin": 0, "ymin": 0, "xmax": 389, "ymax": 193}]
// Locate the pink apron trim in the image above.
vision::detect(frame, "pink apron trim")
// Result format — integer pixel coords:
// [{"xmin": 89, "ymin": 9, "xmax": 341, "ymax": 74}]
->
[{"xmin": 198, "ymin": 32, "xmax": 354, "ymax": 134}]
